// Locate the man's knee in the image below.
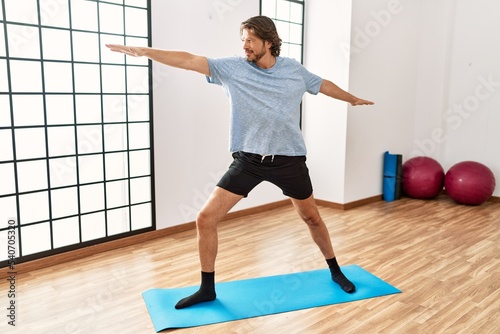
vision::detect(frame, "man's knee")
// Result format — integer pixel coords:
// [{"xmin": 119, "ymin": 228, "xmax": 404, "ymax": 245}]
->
[
  {"xmin": 301, "ymin": 212, "xmax": 322, "ymax": 227},
  {"xmin": 196, "ymin": 210, "xmax": 216, "ymax": 230}
]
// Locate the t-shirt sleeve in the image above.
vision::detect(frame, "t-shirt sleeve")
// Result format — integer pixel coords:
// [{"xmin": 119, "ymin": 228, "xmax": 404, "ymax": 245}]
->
[
  {"xmin": 206, "ymin": 57, "xmax": 238, "ymax": 86},
  {"xmin": 302, "ymin": 66, "xmax": 323, "ymax": 95}
]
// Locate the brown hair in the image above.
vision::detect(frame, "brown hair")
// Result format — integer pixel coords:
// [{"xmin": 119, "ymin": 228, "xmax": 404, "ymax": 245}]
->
[{"xmin": 240, "ymin": 16, "xmax": 282, "ymax": 57}]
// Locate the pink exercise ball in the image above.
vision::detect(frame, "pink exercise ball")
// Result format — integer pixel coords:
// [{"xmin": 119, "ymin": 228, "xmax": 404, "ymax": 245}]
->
[
  {"xmin": 444, "ymin": 161, "xmax": 496, "ymax": 205},
  {"xmin": 402, "ymin": 157, "xmax": 444, "ymax": 199}
]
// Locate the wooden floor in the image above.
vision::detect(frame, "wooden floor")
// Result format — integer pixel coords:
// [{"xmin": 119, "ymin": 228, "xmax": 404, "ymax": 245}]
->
[{"xmin": 1, "ymin": 195, "xmax": 499, "ymax": 333}]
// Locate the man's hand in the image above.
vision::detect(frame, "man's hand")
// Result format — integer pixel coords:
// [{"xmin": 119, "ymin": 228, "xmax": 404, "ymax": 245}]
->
[
  {"xmin": 350, "ymin": 98, "xmax": 374, "ymax": 106},
  {"xmin": 105, "ymin": 44, "xmax": 142, "ymax": 57}
]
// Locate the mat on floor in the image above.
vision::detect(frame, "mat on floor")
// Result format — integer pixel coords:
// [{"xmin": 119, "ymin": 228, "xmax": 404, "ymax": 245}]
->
[{"xmin": 142, "ymin": 264, "xmax": 401, "ymax": 331}]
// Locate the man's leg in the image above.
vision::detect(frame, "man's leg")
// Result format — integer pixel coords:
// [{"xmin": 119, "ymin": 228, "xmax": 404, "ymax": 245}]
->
[
  {"xmin": 291, "ymin": 194, "xmax": 355, "ymax": 293},
  {"xmin": 175, "ymin": 186, "xmax": 244, "ymax": 309}
]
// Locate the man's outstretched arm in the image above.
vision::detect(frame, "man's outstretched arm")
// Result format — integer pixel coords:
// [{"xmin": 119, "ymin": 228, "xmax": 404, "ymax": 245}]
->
[
  {"xmin": 105, "ymin": 44, "xmax": 210, "ymax": 76},
  {"xmin": 319, "ymin": 79, "xmax": 374, "ymax": 106}
]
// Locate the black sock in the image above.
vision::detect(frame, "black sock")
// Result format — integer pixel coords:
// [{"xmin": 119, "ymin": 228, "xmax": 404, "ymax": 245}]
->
[
  {"xmin": 326, "ymin": 257, "xmax": 356, "ymax": 293},
  {"xmin": 174, "ymin": 271, "xmax": 216, "ymax": 309}
]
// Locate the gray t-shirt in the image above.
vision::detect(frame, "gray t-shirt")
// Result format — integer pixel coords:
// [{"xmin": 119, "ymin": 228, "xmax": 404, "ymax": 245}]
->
[{"xmin": 206, "ymin": 56, "xmax": 323, "ymax": 156}]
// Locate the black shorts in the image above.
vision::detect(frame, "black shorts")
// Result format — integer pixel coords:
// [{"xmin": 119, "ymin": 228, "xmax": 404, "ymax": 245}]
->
[{"xmin": 216, "ymin": 151, "xmax": 313, "ymax": 200}]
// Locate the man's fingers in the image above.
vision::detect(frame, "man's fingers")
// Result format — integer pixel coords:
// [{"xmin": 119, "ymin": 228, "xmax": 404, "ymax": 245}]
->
[
  {"xmin": 105, "ymin": 43, "xmax": 121, "ymax": 51},
  {"xmin": 105, "ymin": 44, "xmax": 139, "ymax": 56},
  {"xmin": 351, "ymin": 99, "xmax": 374, "ymax": 106}
]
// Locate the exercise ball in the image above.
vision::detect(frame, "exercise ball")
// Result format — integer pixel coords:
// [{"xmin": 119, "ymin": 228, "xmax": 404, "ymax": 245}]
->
[
  {"xmin": 444, "ymin": 161, "xmax": 496, "ymax": 205},
  {"xmin": 402, "ymin": 156, "xmax": 444, "ymax": 199}
]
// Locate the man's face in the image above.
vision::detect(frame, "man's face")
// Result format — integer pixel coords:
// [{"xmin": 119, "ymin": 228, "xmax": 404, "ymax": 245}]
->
[{"xmin": 241, "ymin": 29, "xmax": 269, "ymax": 63}]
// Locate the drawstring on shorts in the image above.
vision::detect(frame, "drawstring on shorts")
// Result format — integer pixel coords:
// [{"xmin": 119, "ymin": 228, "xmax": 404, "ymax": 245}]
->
[{"xmin": 261, "ymin": 155, "xmax": 275, "ymax": 163}]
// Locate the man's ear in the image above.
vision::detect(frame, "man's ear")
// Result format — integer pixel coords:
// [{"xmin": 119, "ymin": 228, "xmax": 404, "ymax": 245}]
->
[{"xmin": 265, "ymin": 40, "xmax": 273, "ymax": 52}]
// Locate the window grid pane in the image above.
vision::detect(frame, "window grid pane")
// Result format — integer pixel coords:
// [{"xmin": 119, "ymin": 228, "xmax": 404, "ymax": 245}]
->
[
  {"xmin": 0, "ymin": 0, "xmax": 154, "ymax": 266},
  {"xmin": 261, "ymin": 0, "xmax": 304, "ymax": 63}
]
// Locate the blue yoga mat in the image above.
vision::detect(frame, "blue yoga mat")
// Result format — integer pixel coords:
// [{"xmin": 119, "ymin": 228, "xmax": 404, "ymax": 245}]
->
[{"xmin": 142, "ymin": 264, "xmax": 401, "ymax": 331}]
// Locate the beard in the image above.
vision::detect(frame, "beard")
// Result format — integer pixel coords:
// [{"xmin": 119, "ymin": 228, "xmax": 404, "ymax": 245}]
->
[{"xmin": 245, "ymin": 45, "xmax": 267, "ymax": 63}]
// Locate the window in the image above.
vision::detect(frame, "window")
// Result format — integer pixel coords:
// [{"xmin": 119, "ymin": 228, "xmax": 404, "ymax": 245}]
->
[
  {"xmin": 0, "ymin": 0, "xmax": 154, "ymax": 266},
  {"xmin": 261, "ymin": 0, "xmax": 304, "ymax": 63}
]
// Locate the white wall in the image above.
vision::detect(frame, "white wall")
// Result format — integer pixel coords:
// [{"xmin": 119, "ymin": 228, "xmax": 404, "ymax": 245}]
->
[
  {"xmin": 412, "ymin": 0, "xmax": 455, "ymax": 161},
  {"xmin": 304, "ymin": 0, "xmax": 421, "ymax": 204},
  {"xmin": 151, "ymin": 0, "xmax": 285, "ymax": 230},
  {"xmin": 413, "ymin": 0, "xmax": 500, "ymax": 196},
  {"xmin": 344, "ymin": 0, "xmax": 421, "ymax": 202},
  {"xmin": 302, "ymin": 0, "xmax": 352, "ymax": 204},
  {"xmin": 440, "ymin": 0, "xmax": 500, "ymax": 194}
]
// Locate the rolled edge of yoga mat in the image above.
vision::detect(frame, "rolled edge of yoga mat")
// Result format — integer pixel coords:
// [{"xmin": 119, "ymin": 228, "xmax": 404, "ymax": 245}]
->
[{"xmin": 383, "ymin": 151, "xmax": 403, "ymax": 201}]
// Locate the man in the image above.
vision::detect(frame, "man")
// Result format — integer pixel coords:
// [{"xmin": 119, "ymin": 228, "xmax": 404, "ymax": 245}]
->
[{"xmin": 107, "ymin": 16, "xmax": 373, "ymax": 309}]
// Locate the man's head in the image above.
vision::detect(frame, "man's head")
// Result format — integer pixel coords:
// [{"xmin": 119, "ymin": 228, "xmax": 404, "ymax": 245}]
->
[{"xmin": 240, "ymin": 16, "xmax": 282, "ymax": 62}]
